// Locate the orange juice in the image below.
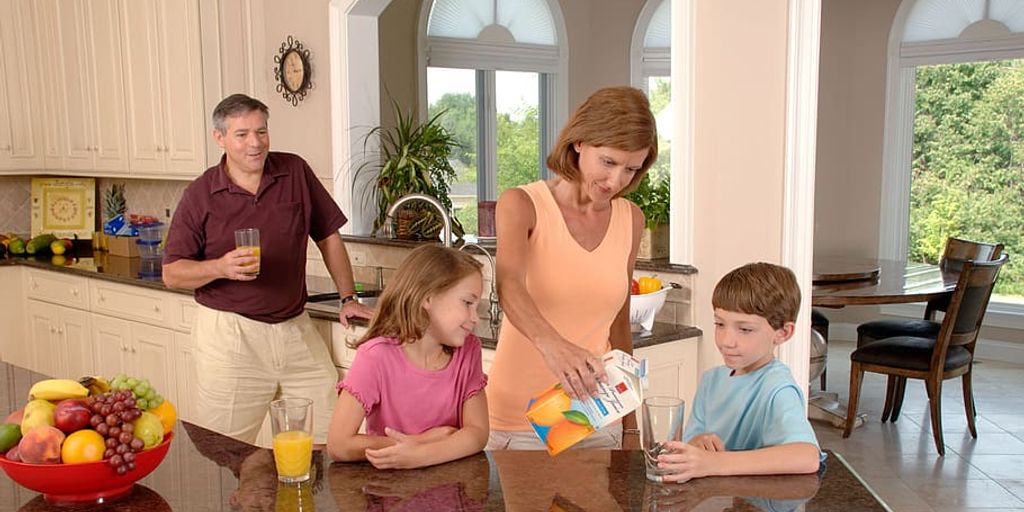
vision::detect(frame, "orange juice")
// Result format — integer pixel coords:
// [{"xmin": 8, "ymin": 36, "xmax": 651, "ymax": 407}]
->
[
  {"xmin": 239, "ymin": 245, "xmax": 261, "ymax": 275},
  {"xmin": 272, "ymin": 430, "xmax": 312, "ymax": 481}
]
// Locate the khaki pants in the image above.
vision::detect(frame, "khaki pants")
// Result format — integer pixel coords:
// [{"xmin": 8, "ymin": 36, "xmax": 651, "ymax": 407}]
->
[{"xmin": 191, "ymin": 304, "xmax": 338, "ymax": 445}]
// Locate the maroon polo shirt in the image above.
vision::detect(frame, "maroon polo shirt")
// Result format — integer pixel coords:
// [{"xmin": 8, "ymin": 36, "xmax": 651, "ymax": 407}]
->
[{"xmin": 164, "ymin": 152, "xmax": 347, "ymax": 323}]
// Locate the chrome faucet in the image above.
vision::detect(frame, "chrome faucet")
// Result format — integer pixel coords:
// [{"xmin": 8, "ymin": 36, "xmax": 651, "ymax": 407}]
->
[
  {"xmin": 384, "ymin": 193, "xmax": 453, "ymax": 248},
  {"xmin": 460, "ymin": 242, "xmax": 502, "ymax": 334}
]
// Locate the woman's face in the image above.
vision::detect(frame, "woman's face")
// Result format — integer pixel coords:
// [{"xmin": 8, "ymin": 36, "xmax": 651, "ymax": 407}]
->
[{"xmin": 573, "ymin": 143, "xmax": 649, "ymax": 203}]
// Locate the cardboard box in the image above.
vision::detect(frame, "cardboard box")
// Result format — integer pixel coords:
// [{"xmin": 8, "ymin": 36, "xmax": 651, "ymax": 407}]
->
[
  {"xmin": 526, "ymin": 350, "xmax": 647, "ymax": 456},
  {"xmin": 106, "ymin": 235, "xmax": 139, "ymax": 258}
]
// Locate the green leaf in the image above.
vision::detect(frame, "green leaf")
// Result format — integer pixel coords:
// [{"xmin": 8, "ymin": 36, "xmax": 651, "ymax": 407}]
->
[{"xmin": 562, "ymin": 410, "xmax": 592, "ymax": 427}]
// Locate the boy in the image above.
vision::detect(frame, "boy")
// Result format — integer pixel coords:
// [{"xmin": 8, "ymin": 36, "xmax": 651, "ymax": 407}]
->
[{"xmin": 658, "ymin": 262, "xmax": 822, "ymax": 482}]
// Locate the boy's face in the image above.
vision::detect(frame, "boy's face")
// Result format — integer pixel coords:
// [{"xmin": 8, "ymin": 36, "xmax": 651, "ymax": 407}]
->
[{"xmin": 713, "ymin": 308, "xmax": 795, "ymax": 376}]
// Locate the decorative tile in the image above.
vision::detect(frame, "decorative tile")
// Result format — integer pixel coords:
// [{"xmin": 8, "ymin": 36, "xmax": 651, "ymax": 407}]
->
[{"xmin": 0, "ymin": 177, "xmax": 32, "ymax": 234}]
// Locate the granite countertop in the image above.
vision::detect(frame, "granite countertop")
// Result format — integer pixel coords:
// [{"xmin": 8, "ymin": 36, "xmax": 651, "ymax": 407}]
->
[
  {"xmin": 2, "ymin": 417, "xmax": 888, "ymax": 510},
  {"xmin": 3, "ymin": 254, "xmax": 702, "ymax": 349}
]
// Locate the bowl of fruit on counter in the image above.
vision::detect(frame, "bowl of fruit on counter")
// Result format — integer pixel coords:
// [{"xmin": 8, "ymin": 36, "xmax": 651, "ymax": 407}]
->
[
  {"xmin": 0, "ymin": 374, "xmax": 178, "ymax": 504},
  {"xmin": 630, "ymin": 276, "xmax": 672, "ymax": 332}
]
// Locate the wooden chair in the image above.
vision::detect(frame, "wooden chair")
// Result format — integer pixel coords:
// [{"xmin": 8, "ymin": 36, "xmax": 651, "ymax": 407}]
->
[
  {"xmin": 811, "ymin": 309, "xmax": 830, "ymax": 389},
  {"xmin": 843, "ymin": 254, "xmax": 1008, "ymax": 455},
  {"xmin": 856, "ymin": 237, "xmax": 1003, "ymax": 421}
]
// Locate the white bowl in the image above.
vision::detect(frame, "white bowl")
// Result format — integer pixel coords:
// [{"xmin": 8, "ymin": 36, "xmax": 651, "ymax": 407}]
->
[{"xmin": 630, "ymin": 287, "xmax": 670, "ymax": 331}]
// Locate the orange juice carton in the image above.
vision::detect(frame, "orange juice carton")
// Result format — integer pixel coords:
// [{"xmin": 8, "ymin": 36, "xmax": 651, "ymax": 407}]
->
[{"xmin": 526, "ymin": 350, "xmax": 648, "ymax": 456}]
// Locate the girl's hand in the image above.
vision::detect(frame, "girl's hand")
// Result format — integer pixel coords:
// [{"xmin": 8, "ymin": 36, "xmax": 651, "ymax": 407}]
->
[
  {"xmin": 656, "ymin": 441, "xmax": 716, "ymax": 483},
  {"xmin": 364, "ymin": 428, "xmax": 428, "ymax": 469},
  {"xmin": 688, "ymin": 433, "xmax": 725, "ymax": 452},
  {"xmin": 536, "ymin": 336, "xmax": 607, "ymax": 399}
]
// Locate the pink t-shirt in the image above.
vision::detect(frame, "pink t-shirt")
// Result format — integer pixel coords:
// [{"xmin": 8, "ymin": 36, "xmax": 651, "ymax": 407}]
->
[{"xmin": 337, "ymin": 335, "xmax": 488, "ymax": 436}]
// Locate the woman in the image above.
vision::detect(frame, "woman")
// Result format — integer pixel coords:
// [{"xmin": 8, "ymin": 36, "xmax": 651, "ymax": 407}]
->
[{"xmin": 486, "ymin": 86, "xmax": 659, "ymax": 450}]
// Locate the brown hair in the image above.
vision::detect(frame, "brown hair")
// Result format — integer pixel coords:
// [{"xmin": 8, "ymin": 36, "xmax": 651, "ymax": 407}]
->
[
  {"xmin": 212, "ymin": 94, "xmax": 269, "ymax": 133},
  {"xmin": 712, "ymin": 262, "xmax": 801, "ymax": 330},
  {"xmin": 353, "ymin": 245, "xmax": 483, "ymax": 348},
  {"xmin": 546, "ymin": 86, "xmax": 658, "ymax": 196}
]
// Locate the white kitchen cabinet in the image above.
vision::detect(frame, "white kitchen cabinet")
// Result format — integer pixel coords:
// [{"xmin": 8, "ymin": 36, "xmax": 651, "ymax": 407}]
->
[
  {"xmin": 91, "ymin": 313, "xmax": 177, "ymax": 405},
  {"xmin": 49, "ymin": 0, "xmax": 129, "ymax": 174},
  {"xmin": 0, "ymin": 0, "xmax": 44, "ymax": 172},
  {"xmin": 172, "ymin": 331, "xmax": 196, "ymax": 423},
  {"xmin": 636, "ymin": 338, "xmax": 699, "ymax": 415},
  {"xmin": 0, "ymin": 266, "xmax": 28, "ymax": 369},
  {"xmin": 26, "ymin": 300, "xmax": 92, "ymax": 380},
  {"xmin": 120, "ymin": 0, "xmax": 205, "ymax": 178}
]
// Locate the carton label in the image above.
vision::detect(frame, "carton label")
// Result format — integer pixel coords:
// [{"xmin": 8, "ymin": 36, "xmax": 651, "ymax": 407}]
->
[{"xmin": 526, "ymin": 350, "xmax": 646, "ymax": 456}]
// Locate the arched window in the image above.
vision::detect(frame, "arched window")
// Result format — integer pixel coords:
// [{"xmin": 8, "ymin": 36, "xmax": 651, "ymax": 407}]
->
[
  {"xmin": 631, "ymin": 0, "xmax": 672, "ymax": 182},
  {"xmin": 881, "ymin": 0, "xmax": 1024, "ymax": 311},
  {"xmin": 419, "ymin": 0, "xmax": 567, "ymax": 238}
]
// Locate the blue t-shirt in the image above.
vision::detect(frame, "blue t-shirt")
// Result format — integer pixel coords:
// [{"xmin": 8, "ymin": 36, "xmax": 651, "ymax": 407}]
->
[{"xmin": 683, "ymin": 359, "xmax": 820, "ymax": 454}]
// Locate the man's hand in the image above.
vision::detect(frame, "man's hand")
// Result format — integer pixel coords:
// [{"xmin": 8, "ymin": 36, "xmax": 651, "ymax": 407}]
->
[
  {"xmin": 338, "ymin": 300, "xmax": 373, "ymax": 327},
  {"xmin": 688, "ymin": 432, "xmax": 725, "ymax": 452},
  {"xmin": 218, "ymin": 247, "xmax": 259, "ymax": 281}
]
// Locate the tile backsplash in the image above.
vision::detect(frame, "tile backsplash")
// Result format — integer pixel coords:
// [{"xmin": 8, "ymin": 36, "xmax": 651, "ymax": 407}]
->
[{"xmin": 0, "ymin": 177, "xmax": 31, "ymax": 235}]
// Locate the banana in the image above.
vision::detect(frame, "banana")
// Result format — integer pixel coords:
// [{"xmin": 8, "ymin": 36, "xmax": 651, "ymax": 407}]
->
[
  {"xmin": 78, "ymin": 375, "xmax": 111, "ymax": 396},
  {"xmin": 28, "ymin": 379, "xmax": 90, "ymax": 401}
]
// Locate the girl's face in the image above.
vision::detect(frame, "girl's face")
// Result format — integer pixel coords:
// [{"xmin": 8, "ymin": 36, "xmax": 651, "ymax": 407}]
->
[
  {"xmin": 422, "ymin": 272, "xmax": 483, "ymax": 348},
  {"xmin": 573, "ymin": 143, "xmax": 648, "ymax": 203}
]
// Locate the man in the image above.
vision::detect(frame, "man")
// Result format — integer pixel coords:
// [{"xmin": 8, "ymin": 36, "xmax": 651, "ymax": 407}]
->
[{"xmin": 163, "ymin": 94, "xmax": 372, "ymax": 444}]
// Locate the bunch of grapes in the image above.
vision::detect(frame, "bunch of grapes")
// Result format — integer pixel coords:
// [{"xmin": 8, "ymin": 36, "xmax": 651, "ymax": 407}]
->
[
  {"xmin": 88, "ymin": 391, "xmax": 146, "ymax": 475},
  {"xmin": 109, "ymin": 374, "xmax": 164, "ymax": 410}
]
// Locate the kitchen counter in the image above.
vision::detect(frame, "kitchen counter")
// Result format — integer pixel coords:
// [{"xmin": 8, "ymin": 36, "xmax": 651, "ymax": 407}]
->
[{"xmin": 3, "ymin": 254, "xmax": 702, "ymax": 350}]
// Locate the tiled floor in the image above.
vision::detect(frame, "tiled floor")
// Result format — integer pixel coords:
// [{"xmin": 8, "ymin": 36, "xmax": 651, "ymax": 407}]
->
[{"xmin": 814, "ymin": 339, "xmax": 1024, "ymax": 511}]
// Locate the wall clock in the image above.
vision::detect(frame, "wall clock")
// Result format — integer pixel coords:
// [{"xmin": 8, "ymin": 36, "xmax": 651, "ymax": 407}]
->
[{"xmin": 274, "ymin": 35, "xmax": 313, "ymax": 106}]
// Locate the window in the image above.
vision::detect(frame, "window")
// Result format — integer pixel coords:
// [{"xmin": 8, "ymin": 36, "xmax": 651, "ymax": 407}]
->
[
  {"xmin": 633, "ymin": 1, "xmax": 672, "ymax": 203},
  {"xmin": 421, "ymin": 0, "xmax": 565, "ymax": 238},
  {"xmin": 882, "ymin": 0, "xmax": 1024, "ymax": 311}
]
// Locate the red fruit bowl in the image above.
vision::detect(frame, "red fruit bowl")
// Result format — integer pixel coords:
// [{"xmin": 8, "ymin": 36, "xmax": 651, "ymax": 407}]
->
[{"xmin": 0, "ymin": 432, "xmax": 173, "ymax": 504}]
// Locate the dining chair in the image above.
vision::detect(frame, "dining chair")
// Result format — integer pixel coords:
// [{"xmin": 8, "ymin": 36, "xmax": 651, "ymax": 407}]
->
[
  {"xmin": 811, "ymin": 309, "xmax": 830, "ymax": 389},
  {"xmin": 842, "ymin": 254, "xmax": 1008, "ymax": 455},
  {"xmin": 855, "ymin": 237, "xmax": 1003, "ymax": 421}
]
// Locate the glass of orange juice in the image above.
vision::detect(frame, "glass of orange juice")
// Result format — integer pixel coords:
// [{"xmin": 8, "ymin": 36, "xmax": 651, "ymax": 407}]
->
[
  {"xmin": 234, "ymin": 228, "xmax": 261, "ymax": 276},
  {"xmin": 270, "ymin": 398, "xmax": 313, "ymax": 483}
]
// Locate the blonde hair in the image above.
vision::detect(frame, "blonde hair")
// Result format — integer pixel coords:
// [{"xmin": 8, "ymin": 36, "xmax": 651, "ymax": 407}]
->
[
  {"xmin": 546, "ymin": 86, "xmax": 658, "ymax": 196},
  {"xmin": 352, "ymin": 245, "xmax": 483, "ymax": 348},
  {"xmin": 712, "ymin": 263, "xmax": 800, "ymax": 330}
]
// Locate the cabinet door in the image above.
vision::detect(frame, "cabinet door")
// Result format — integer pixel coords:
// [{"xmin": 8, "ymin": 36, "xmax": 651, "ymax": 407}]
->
[
  {"xmin": 26, "ymin": 301, "xmax": 60, "ymax": 377},
  {"xmin": 54, "ymin": 0, "xmax": 94, "ymax": 171},
  {"xmin": 91, "ymin": 314, "xmax": 131, "ymax": 381},
  {"xmin": 0, "ymin": 267, "xmax": 29, "ymax": 369},
  {"xmin": 59, "ymin": 307, "xmax": 92, "ymax": 379},
  {"xmin": 0, "ymin": 0, "xmax": 43, "ymax": 171},
  {"xmin": 157, "ymin": 0, "xmax": 205, "ymax": 176},
  {"xmin": 172, "ymin": 331, "xmax": 196, "ymax": 422},
  {"xmin": 85, "ymin": 0, "xmax": 129, "ymax": 173},
  {"xmin": 120, "ymin": 0, "xmax": 164, "ymax": 175},
  {"xmin": 130, "ymin": 323, "xmax": 176, "ymax": 405},
  {"xmin": 30, "ymin": 0, "xmax": 65, "ymax": 169}
]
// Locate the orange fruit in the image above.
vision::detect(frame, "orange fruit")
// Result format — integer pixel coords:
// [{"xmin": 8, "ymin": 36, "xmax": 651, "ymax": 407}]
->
[
  {"xmin": 527, "ymin": 387, "xmax": 571, "ymax": 427},
  {"xmin": 150, "ymin": 400, "xmax": 177, "ymax": 434},
  {"xmin": 545, "ymin": 419, "xmax": 594, "ymax": 455},
  {"xmin": 61, "ymin": 429, "xmax": 105, "ymax": 464}
]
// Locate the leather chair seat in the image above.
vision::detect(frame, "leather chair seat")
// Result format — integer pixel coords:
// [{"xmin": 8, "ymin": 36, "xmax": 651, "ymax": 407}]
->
[
  {"xmin": 856, "ymin": 319, "xmax": 940, "ymax": 346},
  {"xmin": 852, "ymin": 336, "xmax": 971, "ymax": 372},
  {"xmin": 811, "ymin": 309, "xmax": 830, "ymax": 329}
]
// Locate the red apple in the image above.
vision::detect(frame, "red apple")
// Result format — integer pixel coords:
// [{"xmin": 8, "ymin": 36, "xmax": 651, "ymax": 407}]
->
[
  {"xmin": 6, "ymin": 445, "xmax": 20, "ymax": 462},
  {"xmin": 4, "ymin": 408, "xmax": 23, "ymax": 425},
  {"xmin": 53, "ymin": 398, "xmax": 92, "ymax": 434}
]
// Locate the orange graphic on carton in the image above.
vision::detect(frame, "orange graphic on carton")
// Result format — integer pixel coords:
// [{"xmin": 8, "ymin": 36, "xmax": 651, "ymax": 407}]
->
[{"xmin": 526, "ymin": 385, "xmax": 597, "ymax": 455}]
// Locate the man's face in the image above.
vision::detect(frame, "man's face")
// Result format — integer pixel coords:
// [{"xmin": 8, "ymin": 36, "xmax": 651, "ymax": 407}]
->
[{"xmin": 213, "ymin": 110, "xmax": 270, "ymax": 175}]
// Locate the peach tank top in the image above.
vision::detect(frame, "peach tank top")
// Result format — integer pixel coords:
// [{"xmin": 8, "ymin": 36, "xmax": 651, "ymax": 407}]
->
[{"xmin": 487, "ymin": 181, "xmax": 632, "ymax": 431}]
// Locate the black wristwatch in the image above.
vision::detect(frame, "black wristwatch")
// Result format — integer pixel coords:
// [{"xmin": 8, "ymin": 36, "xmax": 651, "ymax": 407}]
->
[{"xmin": 339, "ymin": 293, "xmax": 358, "ymax": 306}]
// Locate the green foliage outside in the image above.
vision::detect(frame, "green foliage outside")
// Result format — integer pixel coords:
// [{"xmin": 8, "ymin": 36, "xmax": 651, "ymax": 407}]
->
[{"xmin": 911, "ymin": 61, "xmax": 1024, "ymax": 297}]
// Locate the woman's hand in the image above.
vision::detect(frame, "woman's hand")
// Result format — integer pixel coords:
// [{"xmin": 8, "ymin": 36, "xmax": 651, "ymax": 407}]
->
[
  {"xmin": 688, "ymin": 432, "xmax": 725, "ymax": 452},
  {"xmin": 535, "ymin": 336, "xmax": 607, "ymax": 399},
  {"xmin": 364, "ymin": 428, "xmax": 428, "ymax": 470}
]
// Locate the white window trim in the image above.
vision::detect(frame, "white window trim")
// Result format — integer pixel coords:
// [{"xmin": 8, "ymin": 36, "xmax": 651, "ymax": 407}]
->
[{"xmin": 879, "ymin": 0, "xmax": 1024, "ymax": 324}]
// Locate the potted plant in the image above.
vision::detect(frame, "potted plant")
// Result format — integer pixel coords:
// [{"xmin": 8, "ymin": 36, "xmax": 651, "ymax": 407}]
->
[
  {"xmin": 625, "ymin": 170, "xmax": 670, "ymax": 259},
  {"xmin": 356, "ymin": 99, "xmax": 464, "ymax": 241}
]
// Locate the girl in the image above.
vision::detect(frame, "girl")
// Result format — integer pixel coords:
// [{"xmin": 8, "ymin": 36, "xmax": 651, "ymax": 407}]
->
[{"xmin": 327, "ymin": 245, "xmax": 489, "ymax": 469}]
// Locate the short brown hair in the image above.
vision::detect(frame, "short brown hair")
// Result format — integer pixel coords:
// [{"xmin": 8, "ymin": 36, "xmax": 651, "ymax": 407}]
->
[
  {"xmin": 354, "ymin": 245, "xmax": 483, "ymax": 348},
  {"xmin": 212, "ymin": 94, "xmax": 269, "ymax": 133},
  {"xmin": 712, "ymin": 263, "xmax": 800, "ymax": 329},
  {"xmin": 546, "ymin": 86, "xmax": 658, "ymax": 196}
]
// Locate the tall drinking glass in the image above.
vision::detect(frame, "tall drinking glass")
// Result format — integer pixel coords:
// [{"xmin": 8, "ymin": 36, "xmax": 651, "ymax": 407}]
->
[
  {"xmin": 270, "ymin": 398, "xmax": 313, "ymax": 483},
  {"xmin": 234, "ymin": 228, "xmax": 261, "ymax": 276},
  {"xmin": 642, "ymin": 396, "xmax": 685, "ymax": 482}
]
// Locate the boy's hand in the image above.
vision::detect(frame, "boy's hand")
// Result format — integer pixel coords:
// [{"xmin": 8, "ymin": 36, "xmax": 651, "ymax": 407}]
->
[
  {"xmin": 688, "ymin": 433, "xmax": 725, "ymax": 452},
  {"xmin": 657, "ymin": 441, "xmax": 716, "ymax": 483},
  {"xmin": 364, "ymin": 428, "xmax": 428, "ymax": 469}
]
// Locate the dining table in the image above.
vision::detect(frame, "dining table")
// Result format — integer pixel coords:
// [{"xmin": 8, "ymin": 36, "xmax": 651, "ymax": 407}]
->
[
  {"xmin": 0, "ymin": 363, "xmax": 892, "ymax": 511},
  {"xmin": 808, "ymin": 255, "xmax": 956, "ymax": 429}
]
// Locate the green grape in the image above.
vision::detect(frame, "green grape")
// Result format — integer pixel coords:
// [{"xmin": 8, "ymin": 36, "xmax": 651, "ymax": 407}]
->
[
  {"xmin": 136, "ymin": 398, "xmax": 149, "ymax": 410},
  {"xmin": 144, "ymin": 389, "xmax": 157, "ymax": 400},
  {"xmin": 126, "ymin": 378, "xmax": 139, "ymax": 388},
  {"xmin": 150, "ymin": 396, "xmax": 163, "ymax": 408},
  {"xmin": 133, "ymin": 385, "xmax": 149, "ymax": 397},
  {"xmin": 141, "ymin": 379, "xmax": 151, "ymax": 389}
]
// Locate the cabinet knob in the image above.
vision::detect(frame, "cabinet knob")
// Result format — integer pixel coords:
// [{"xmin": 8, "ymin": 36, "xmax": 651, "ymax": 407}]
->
[
  {"xmin": 120, "ymin": 344, "xmax": 127, "ymax": 351},
  {"xmin": 57, "ymin": 328, "xmax": 63, "ymax": 335},
  {"xmin": 49, "ymin": 326, "xmax": 55, "ymax": 333},
  {"xmin": 71, "ymin": 289, "xmax": 78, "ymax": 296},
  {"xmin": 153, "ymin": 305, "xmax": 160, "ymax": 313},
  {"xmin": 98, "ymin": 294, "xmax": 105, "ymax": 302},
  {"xmin": 130, "ymin": 346, "xmax": 137, "ymax": 353}
]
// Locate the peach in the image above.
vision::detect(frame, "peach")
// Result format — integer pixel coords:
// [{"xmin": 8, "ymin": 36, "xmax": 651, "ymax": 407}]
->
[
  {"xmin": 18, "ymin": 425, "xmax": 64, "ymax": 464},
  {"xmin": 4, "ymin": 408, "xmax": 23, "ymax": 425}
]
